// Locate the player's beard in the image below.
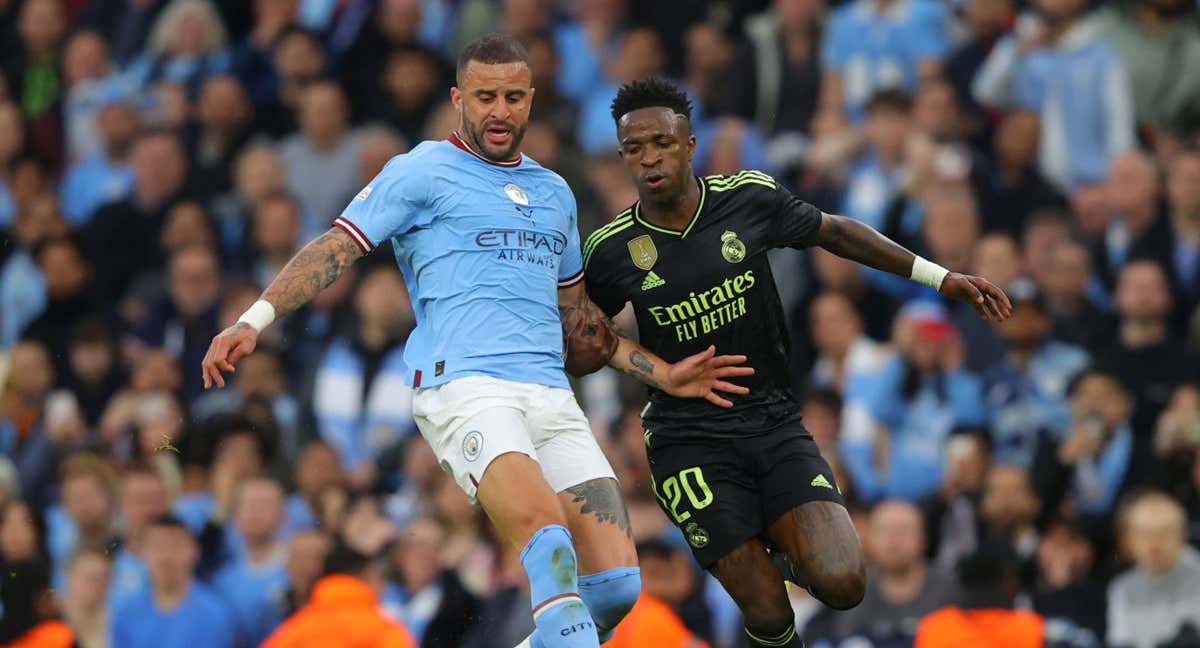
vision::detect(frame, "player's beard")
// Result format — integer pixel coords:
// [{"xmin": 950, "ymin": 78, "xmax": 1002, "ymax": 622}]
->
[{"xmin": 461, "ymin": 117, "xmax": 526, "ymax": 163}]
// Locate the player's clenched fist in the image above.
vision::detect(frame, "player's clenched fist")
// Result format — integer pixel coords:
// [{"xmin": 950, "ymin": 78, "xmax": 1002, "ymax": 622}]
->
[
  {"xmin": 201, "ymin": 322, "xmax": 258, "ymax": 389},
  {"xmin": 564, "ymin": 311, "xmax": 619, "ymax": 377}
]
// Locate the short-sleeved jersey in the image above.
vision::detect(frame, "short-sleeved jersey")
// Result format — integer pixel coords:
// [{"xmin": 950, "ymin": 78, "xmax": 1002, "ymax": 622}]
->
[
  {"xmin": 334, "ymin": 132, "xmax": 583, "ymax": 390},
  {"xmin": 583, "ymin": 171, "xmax": 824, "ymax": 439}
]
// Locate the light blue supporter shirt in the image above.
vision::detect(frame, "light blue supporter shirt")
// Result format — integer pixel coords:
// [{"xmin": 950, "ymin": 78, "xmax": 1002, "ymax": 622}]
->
[{"xmin": 333, "ymin": 133, "xmax": 583, "ymax": 390}]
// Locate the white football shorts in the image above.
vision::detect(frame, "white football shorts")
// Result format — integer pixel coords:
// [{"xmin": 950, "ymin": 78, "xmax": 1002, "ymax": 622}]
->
[{"xmin": 412, "ymin": 375, "xmax": 617, "ymax": 500}]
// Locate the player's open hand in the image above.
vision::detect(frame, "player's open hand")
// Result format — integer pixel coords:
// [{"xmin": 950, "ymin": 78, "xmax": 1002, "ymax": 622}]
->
[
  {"xmin": 201, "ymin": 322, "xmax": 258, "ymax": 389},
  {"xmin": 939, "ymin": 273, "xmax": 1013, "ymax": 322},
  {"xmin": 665, "ymin": 345, "xmax": 755, "ymax": 408}
]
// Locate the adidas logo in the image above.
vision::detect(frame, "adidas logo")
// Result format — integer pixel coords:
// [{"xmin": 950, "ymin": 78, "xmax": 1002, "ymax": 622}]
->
[
  {"xmin": 811, "ymin": 474, "xmax": 834, "ymax": 490},
  {"xmin": 641, "ymin": 271, "xmax": 666, "ymax": 291}
]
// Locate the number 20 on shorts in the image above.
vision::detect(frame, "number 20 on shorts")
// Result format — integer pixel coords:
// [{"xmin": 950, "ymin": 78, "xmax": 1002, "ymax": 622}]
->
[{"xmin": 652, "ymin": 467, "xmax": 714, "ymax": 523}]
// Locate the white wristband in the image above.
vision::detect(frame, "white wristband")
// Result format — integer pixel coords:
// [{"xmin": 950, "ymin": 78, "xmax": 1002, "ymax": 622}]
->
[
  {"xmin": 237, "ymin": 300, "xmax": 276, "ymax": 333},
  {"xmin": 910, "ymin": 256, "xmax": 950, "ymax": 291}
]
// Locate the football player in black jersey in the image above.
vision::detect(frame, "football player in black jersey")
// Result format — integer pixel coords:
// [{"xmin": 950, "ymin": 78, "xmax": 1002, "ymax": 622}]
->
[{"xmin": 566, "ymin": 78, "xmax": 1012, "ymax": 648}]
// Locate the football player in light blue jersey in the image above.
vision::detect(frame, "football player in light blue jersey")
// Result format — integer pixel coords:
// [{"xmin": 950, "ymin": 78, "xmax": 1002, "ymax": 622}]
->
[{"xmin": 201, "ymin": 34, "xmax": 754, "ymax": 648}]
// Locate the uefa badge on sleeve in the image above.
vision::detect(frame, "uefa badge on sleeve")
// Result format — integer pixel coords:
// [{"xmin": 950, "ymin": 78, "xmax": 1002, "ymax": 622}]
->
[{"xmin": 462, "ymin": 431, "xmax": 483, "ymax": 462}]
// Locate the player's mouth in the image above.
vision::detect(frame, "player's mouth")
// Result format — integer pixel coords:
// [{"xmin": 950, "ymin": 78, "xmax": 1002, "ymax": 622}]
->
[
  {"xmin": 643, "ymin": 171, "xmax": 667, "ymax": 189},
  {"xmin": 484, "ymin": 123, "xmax": 513, "ymax": 146}
]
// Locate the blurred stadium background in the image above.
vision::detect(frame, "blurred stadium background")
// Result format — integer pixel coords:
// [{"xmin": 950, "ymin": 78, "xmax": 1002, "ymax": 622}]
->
[{"xmin": 0, "ymin": 0, "xmax": 1199, "ymax": 646}]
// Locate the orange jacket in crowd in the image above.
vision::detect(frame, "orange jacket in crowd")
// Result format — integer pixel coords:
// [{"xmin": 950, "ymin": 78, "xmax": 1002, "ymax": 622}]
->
[
  {"xmin": 605, "ymin": 593, "xmax": 710, "ymax": 648},
  {"xmin": 261, "ymin": 574, "xmax": 417, "ymax": 648},
  {"xmin": 1, "ymin": 620, "xmax": 74, "ymax": 648},
  {"xmin": 915, "ymin": 607, "xmax": 1045, "ymax": 648}
]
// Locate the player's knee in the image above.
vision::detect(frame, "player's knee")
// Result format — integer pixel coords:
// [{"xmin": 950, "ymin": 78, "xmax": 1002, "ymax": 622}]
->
[
  {"xmin": 741, "ymin": 595, "xmax": 795, "ymax": 634},
  {"xmin": 812, "ymin": 553, "xmax": 866, "ymax": 610},
  {"xmin": 578, "ymin": 567, "xmax": 641, "ymax": 640}
]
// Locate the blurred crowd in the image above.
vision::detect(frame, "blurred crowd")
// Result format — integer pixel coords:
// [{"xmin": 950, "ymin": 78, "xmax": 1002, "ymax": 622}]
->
[{"xmin": 0, "ymin": 0, "xmax": 1198, "ymax": 647}]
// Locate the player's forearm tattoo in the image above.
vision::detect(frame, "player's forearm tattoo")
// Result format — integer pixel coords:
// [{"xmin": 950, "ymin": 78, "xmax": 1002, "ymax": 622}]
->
[
  {"xmin": 565, "ymin": 478, "xmax": 633, "ymax": 539},
  {"xmin": 625, "ymin": 350, "xmax": 660, "ymax": 388},
  {"xmin": 261, "ymin": 227, "xmax": 363, "ymax": 318}
]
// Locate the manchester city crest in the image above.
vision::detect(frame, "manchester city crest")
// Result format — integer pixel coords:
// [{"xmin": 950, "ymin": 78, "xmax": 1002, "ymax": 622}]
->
[
  {"xmin": 462, "ymin": 431, "xmax": 483, "ymax": 461},
  {"xmin": 720, "ymin": 230, "xmax": 746, "ymax": 263},
  {"xmin": 503, "ymin": 183, "xmax": 529, "ymax": 206},
  {"xmin": 628, "ymin": 235, "xmax": 658, "ymax": 270}
]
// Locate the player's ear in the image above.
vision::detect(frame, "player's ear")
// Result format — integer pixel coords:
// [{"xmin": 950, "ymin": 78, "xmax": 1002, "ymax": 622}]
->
[
  {"xmin": 450, "ymin": 86, "xmax": 462, "ymax": 112},
  {"xmin": 687, "ymin": 134, "xmax": 696, "ymax": 161}
]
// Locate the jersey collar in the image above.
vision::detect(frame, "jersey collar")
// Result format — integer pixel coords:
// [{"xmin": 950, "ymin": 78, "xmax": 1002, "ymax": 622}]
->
[
  {"xmin": 634, "ymin": 176, "xmax": 707, "ymax": 238},
  {"xmin": 448, "ymin": 131, "xmax": 523, "ymax": 167}
]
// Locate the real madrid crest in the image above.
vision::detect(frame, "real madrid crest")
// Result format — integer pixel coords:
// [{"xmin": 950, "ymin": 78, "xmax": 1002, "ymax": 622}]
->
[
  {"xmin": 720, "ymin": 230, "xmax": 746, "ymax": 263},
  {"xmin": 503, "ymin": 183, "xmax": 529, "ymax": 206},
  {"xmin": 627, "ymin": 235, "xmax": 657, "ymax": 270}
]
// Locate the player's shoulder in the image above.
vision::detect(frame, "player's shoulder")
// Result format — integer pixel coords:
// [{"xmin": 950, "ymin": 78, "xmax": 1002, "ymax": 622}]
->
[
  {"xmin": 520, "ymin": 158, "xmax": 573, "ymax": 193},
  {"xmin": 702, "ymin": 170, "xmax": 781, "ymax": 210},
  {"xmin": 373, "ymin": 140, "xmax": 455, "ymax": 178},
  {"xmin": 702, "ymin": 170, "xmax": 779, "ymax": 194},
  {"xmin": 582, "ymin": 205, "xmax": 637, "ymax": 269}
]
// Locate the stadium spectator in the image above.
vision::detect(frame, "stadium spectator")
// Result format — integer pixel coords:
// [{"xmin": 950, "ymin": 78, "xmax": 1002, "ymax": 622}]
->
[
  {"xmin": 48, "ymin": 455, "xmax": 118, "ymax": 587},
  {"xmin": 1090, "ymin": 0, "xmax": 1200, "ymax": 140},
  {"xmin": 974, "ymin": 0, "xmax": 1135, "ymax": 193},
  {"xmin": 262, "ymin": 543, "xmax": 417, "ymax": 648},
  {"xmin": 84, "ymin": 129, "xmax": 190, "ymax": 305},
  {"xmin": 356, "ymin": 125, "xmax": 407, "ymax": 189},
  {"xmin": 808, "ymin": 291, "xmax": 890, "ymax": 394},
  {"xmin": 1156, "ymin": 149, "xmax": 1200, "ymax": 329},
  {"xmin": 822, "ymin": 500, "xmax": 959, "ymax": 644},
  {"xmin": 1099, "ymin": 260, "xmax": 1199, "ymax": 437},
  {"xmin": 0, "ymin": 559, "xmax": 75, "ymax": 648},
  {"xmin": 370, "ymin": 48, "xmax": 449, "ymax": 146},
  {"xmin": 984, "ymin": 279, "xmax": 1089, "ymax": 468},
  {"xmin": 108, "ymin": 468, "xmax": 169, "ymax": 604},
  {"xmin": 23, "ymin": 236, "xmax": 104, "ymax": 375},
  {"xmin": 59, "ymin": 101, "xmax": 138, "ymax": 226},
  {"xmin": 4, "ymin": 0, "xmax": 69, "ymax": 170},
  {"xmin": 1041, "ymin": 238, "xmax": 1109, "ymax": 351},
  {"xmin": 132, "ymin": 245, "xmax": 221, "ymax": 400},
  {"xmin": 268, "ymin": 529, "xmax": 332, "ymax": 619},
  {"xmin": 841, "ymin": 301, "xmax": 985, "ymax": 502},
  {"xmin": 210, "ymin": 475, "xmax": 289, "ymax": 646},
  {"xmin": 1032, "ymin": 519, "xmax": 1106, "ymax": 643},
  {"xmin": 216, "ymin": 142, "xmax": 286, "ymax": 259},
  {"xmin": 252, "ymin": 26, "xmax": 326, "ymax": 138},
  {"xmin": 1034, "ymin": 369, "xmax": 1137, "ymax": 519},
  {"xmin": 734, "ymin": 0, "xmax": 825, "ymax": 137},
  {"xmin": 246, "ymin": 190, "xmax": 301, "ymax": 288},
  {"xmin": 282, "ymin": 440, "xmax": 344, "ymax": 536},
  {"xmin": 131, "ymin": 0, "xmax": 233, "ymax": 96},
  {"xmin": 313, "ymin": 265, "xmax": 415, "ymax": 487},
  {"xmin": 1093, "ymin": 151, "xmax": 1170, "ymax": 291},
  {"xmin": 1107, "ymin": 491, "xmax": 1200, "ymax": 648},
  {"xmin": 577, "ymin": 27, "xmax": 666, "ymax": 156},
  {"xmin": 381, "ymin": 516, "xmax": 479, "ymax": 647},
  {"xmin": 974, "ymin": 110, "xmax": 1066, "ymax": 239},
  {"xmin": 278, "ymin": 80, "xmax": 360, "ymax": 239},
  {"xmin": 60, "ymin": 30, "xmax": 122, "ymax": 164},
  {"xmin": 61, "ymin": 547, "xmax": 114, "ymax": 648},
  {"xmin": 946, "ymin": 0, "xmax": 1013, "ymax": 118},
  {"xmin": 821, "ymin": 0, "xmax": 948, "ymax": 120},
  {"xmin": 979, "ymin": 464, "xmax": 1042, "ymax": 569},
  {"xmin": 841, "ymin": 90, "xmax": 913, "ymax": 233},
  {"xmin": 110, "ymin": 513, "xmax": 236, "ymax": 648},
  {"xmin": 187, "ymin": 75, "xmax": 253, "ymax": 206},
  {"xmin": 63, "ymin": 319, "xmax": 125, "ymax": 427},
  {"xmin": 926, "ymin": 430, "xmax": 991, "ymax": 571}
]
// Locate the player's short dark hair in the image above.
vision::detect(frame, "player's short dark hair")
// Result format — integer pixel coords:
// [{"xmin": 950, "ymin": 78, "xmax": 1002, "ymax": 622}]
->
[
  {"xmin": 610, "ymin": 77, "xmax": 694, "ymax": 125},
  {"xmin": 457, "ymin": 32, "xmax": 529, "ymax": 84},
  {"xmin": 865, "ymin": 89, "xmax": 913, "ymax": 115}
]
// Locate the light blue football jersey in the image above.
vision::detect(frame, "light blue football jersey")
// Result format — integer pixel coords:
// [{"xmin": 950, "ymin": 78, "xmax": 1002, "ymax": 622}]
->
[{"xmin": 334, "ymin": 133, "xmax": 583, "ymax": 390}]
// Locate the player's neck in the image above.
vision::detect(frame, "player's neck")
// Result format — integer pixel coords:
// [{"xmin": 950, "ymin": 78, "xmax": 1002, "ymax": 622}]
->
[{"xmin": 639, "ymin": 175, "xmax": 701, "ymax": 231}]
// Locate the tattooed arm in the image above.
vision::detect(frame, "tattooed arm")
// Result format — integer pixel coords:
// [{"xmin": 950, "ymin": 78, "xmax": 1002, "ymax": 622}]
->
[
  {"xmin": 558, "ymin": 282, "xmax": 755, "ymax": 408},
  {"xmin": 261, "ymin": 226, "xmax": 365, "ymax": 318},
  {"xmin": 202, "ymin": 227, "xmax": 364, "ymax": 389}
]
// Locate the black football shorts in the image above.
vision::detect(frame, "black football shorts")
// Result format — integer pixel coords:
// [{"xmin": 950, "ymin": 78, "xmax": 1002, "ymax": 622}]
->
[{"xmin": 645, "ymin": 418, "xmax": 844, "ymax": 569}]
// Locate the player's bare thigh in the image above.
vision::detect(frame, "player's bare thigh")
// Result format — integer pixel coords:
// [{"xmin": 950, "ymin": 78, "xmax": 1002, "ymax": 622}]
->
[
  {"xmin": 475, "ymin": 452, "xmax": 570, "ymax": 547},
  {"xmin": 559, "ymin": 478, "xmax": 638, "ymax": 573},
  {"xmin": 766, "ymin": 500, "xmax": 866, "ymax": 610}
]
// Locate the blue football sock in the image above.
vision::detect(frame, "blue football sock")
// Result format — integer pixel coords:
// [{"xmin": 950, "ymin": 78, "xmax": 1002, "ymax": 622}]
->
[
  {"xmin": 520, "ymin": 525, "xmax": 599, "ymax": 648},
  {"xmin": 578, "ymin": 567, "xmax": 641, "ymax": 642}
]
